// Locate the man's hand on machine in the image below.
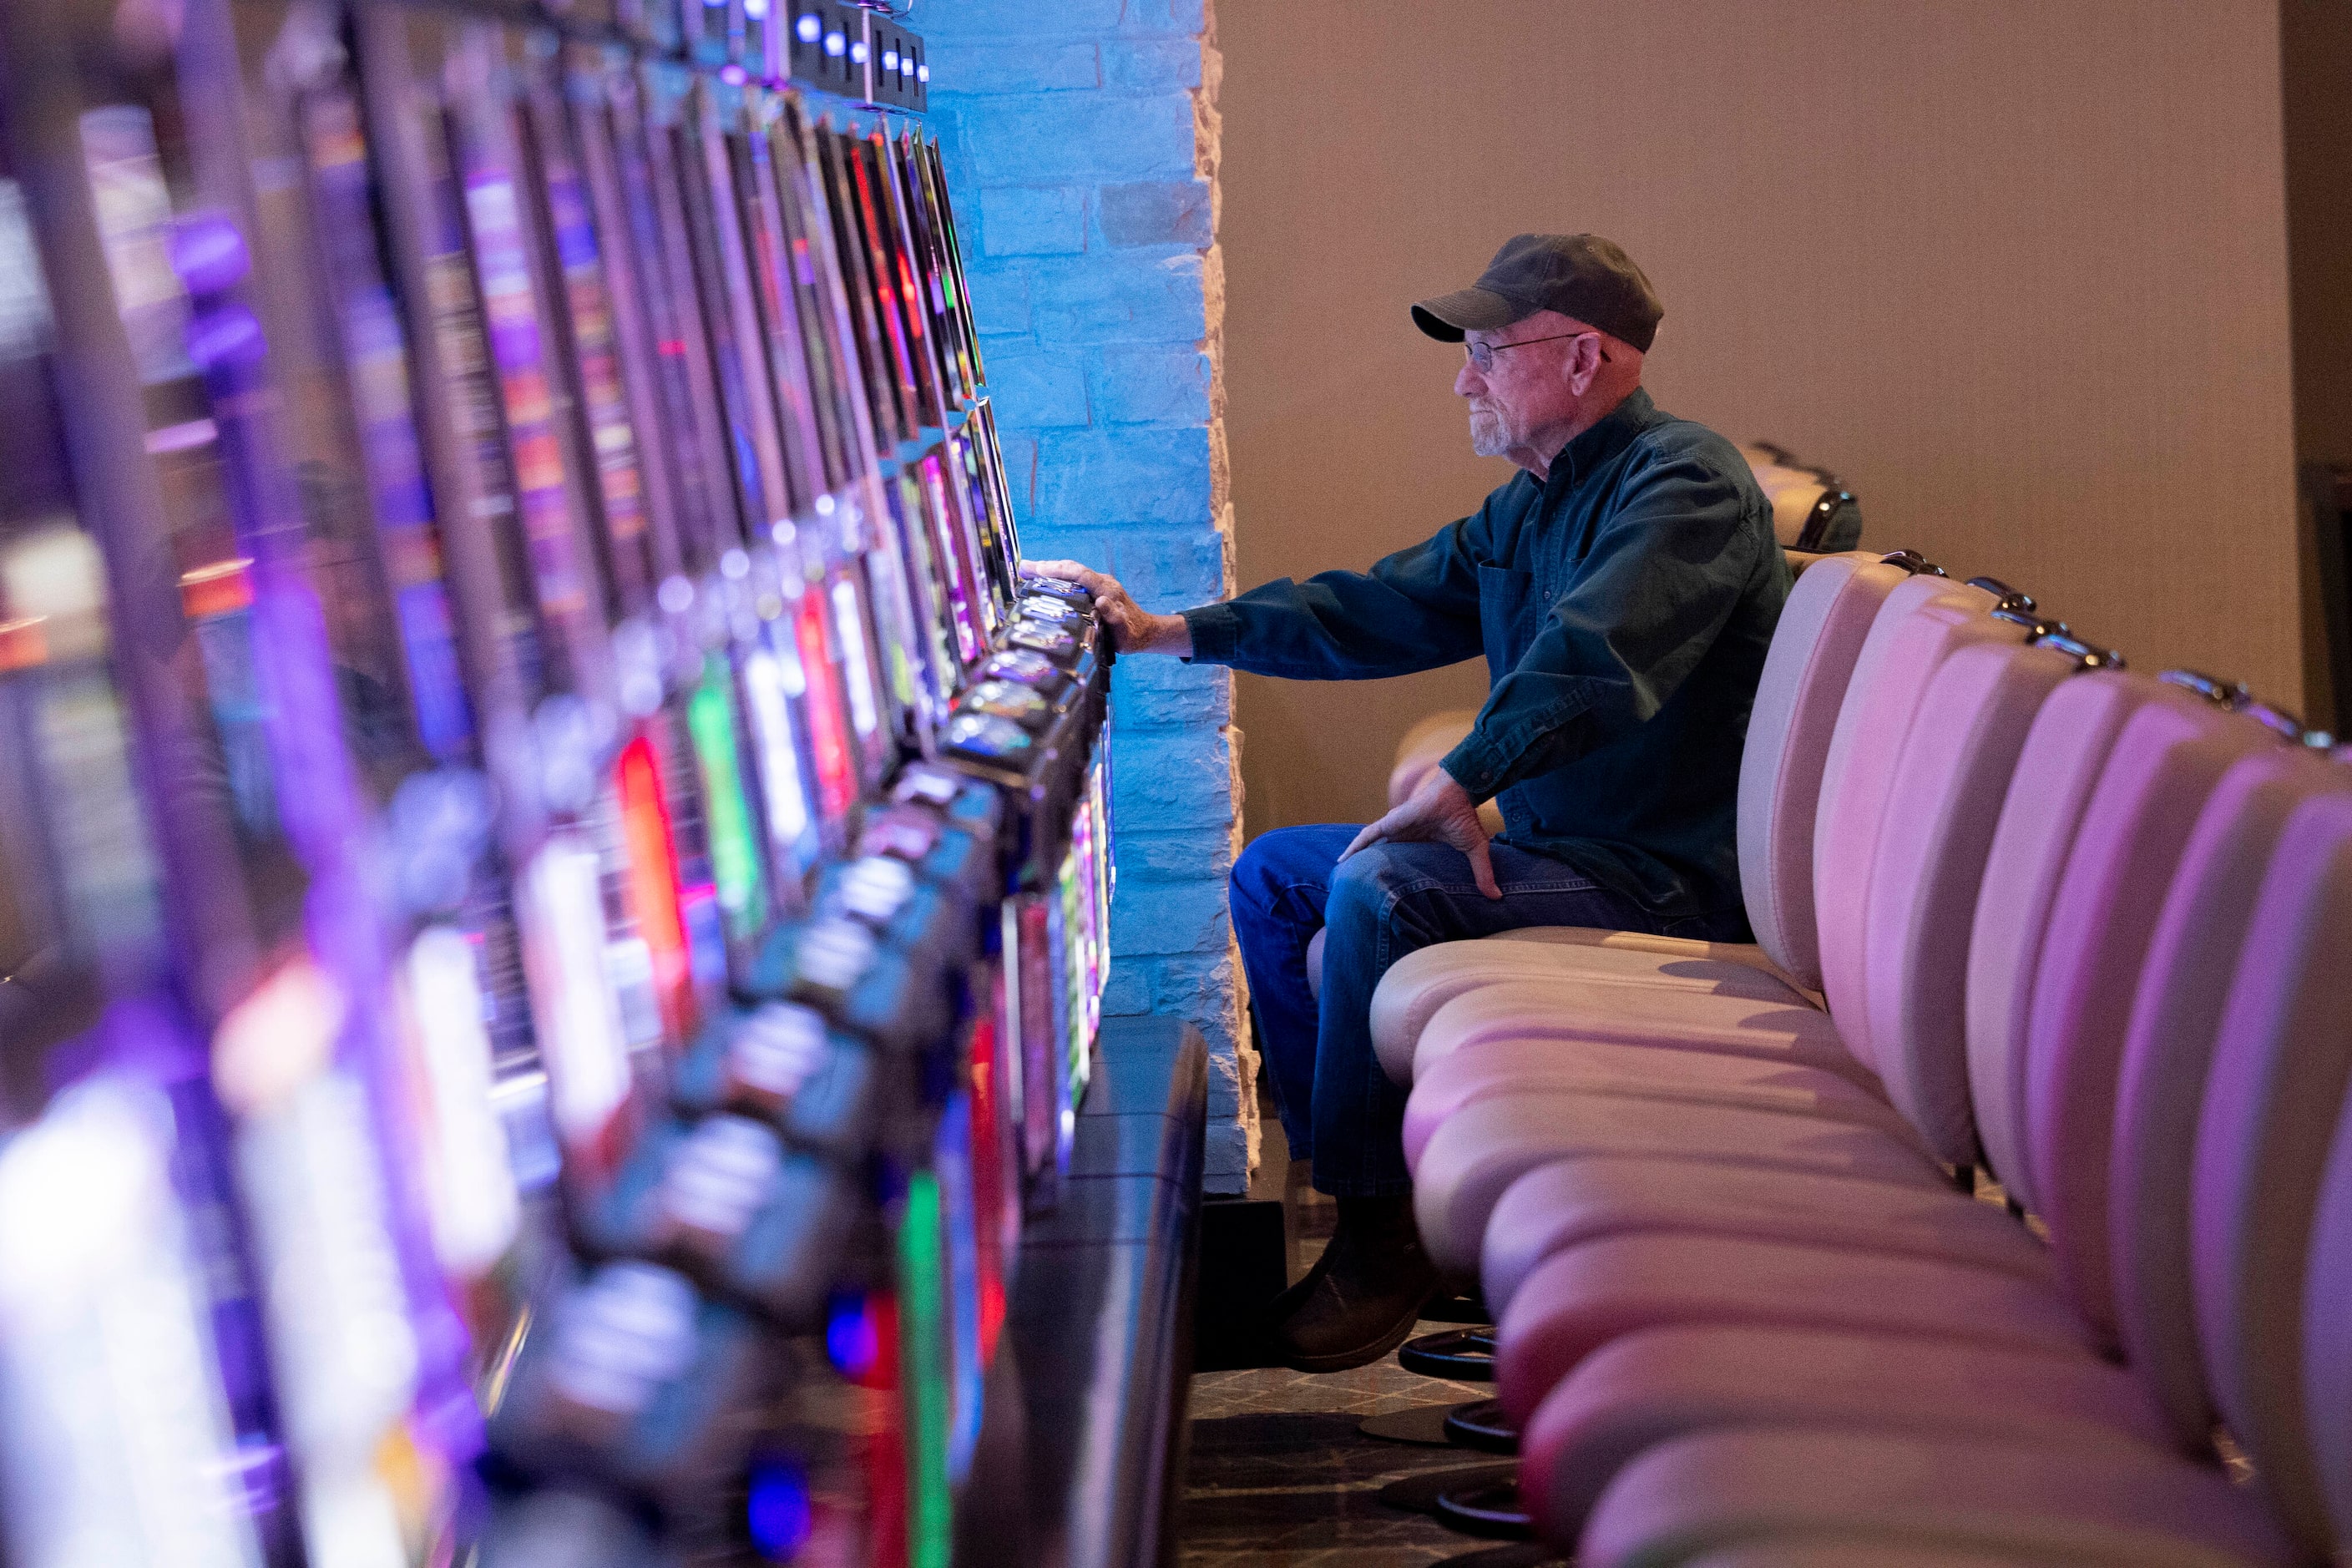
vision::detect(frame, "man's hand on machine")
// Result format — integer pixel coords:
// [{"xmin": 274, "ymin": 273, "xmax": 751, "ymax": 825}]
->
[
  {"xmin": 1024, "ymin": 560, "xmax": 1193, "ymax": 656},
  {"xmin": 1338, "ymin": 769, "xmax": 1503, "ymax": 900}
]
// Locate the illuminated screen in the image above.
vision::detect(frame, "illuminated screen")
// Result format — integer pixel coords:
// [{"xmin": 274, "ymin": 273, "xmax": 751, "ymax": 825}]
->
[
  {"xmin": 740, "ymin": 644, "xmax": 818, "ymax": 885},
  {"xmin": 615, "ymin": 735, "xmax": 693, "ymax": 1042},
  {"xmin": 685, "ymin": 655, "xmax": 767, "ymax": 942},
  {"xmin": 792, "ymin": 587, "xmax": 857, "ymax": 824}
]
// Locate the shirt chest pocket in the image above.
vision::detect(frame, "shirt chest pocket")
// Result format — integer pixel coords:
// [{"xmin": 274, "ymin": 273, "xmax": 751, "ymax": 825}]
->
[{"xmin": 1476, "ymin": 563, "xmax": 1545, "ymax": 683}]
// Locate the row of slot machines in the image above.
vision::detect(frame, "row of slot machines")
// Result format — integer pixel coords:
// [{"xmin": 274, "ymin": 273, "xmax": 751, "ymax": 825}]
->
[{"xmin": 0, "ymin": 0, "xmax": 1118, "ymax": 1565}]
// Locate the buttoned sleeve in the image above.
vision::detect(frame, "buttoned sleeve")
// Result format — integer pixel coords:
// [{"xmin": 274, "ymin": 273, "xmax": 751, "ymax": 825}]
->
[
  {"xmin": 1439, "ymin": 439, "xmax": 1766, "ymax": 802},
  {"xmin": 1179, "ymin": 485, "xmax": 1515, "ymax": 680}
]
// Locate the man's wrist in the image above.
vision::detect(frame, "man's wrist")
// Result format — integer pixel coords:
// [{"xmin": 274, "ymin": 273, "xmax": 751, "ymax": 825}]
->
[
  {"xmin": 1149, "ymin": 611, "xmax": 1194, "ymax": 657},
  {"xmin": 1176, "ymin": 603, "xmax": 1233, "ymax": 663},
  {"xmin": 1438, "ymin": 753, "xmax": 1496, "ymax": 807}
]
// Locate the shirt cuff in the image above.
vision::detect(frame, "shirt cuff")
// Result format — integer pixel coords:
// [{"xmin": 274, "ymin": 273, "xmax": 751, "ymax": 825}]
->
[
  {"xmin": 1439, "ymin": 732, "xmax": 1508, "ymax": 804},
  {"xmin": 1179, "ymin": 603, "xmax": 1239, "ymax": 664}
]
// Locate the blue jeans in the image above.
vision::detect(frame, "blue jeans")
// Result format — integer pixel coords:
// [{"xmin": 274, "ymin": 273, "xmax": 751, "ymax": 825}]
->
[{"xmin": 1229, "ymin": 825, "xmax": 1752, "ymax": 1197}]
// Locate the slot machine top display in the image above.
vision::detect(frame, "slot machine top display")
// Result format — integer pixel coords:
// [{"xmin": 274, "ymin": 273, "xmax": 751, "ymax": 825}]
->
[{"xmin": 514, "ymin": 0, "xmax": 928, "ymax": 115}]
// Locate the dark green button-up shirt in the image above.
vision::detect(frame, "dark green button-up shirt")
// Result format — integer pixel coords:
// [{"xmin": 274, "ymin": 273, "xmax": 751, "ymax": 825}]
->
[{"xmin": 1182, "ymin": 387, "xmax": 1789, "ymax": 921}]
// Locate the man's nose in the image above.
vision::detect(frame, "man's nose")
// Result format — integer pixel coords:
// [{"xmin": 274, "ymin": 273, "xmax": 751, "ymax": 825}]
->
[{"xmin": 1454, "ymin": 357, "xmax": 1483, "ymax": 397}]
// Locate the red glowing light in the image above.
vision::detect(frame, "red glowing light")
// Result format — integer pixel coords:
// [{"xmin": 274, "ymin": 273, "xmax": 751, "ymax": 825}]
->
[
  {"xmin": 617, "ymin": 734, "xmax": 695, "ymax": 1045},
  {"xmin": 794, "ymin": 590, "xmax": 857, "ymax": 823}
]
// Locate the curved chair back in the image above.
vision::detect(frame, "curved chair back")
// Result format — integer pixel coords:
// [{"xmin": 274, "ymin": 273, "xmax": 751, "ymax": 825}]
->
[
  {"xmin": 1859, "ymin": 637, "xmax": 2085, "ymax": 1162},
  {"xmin": 1732, "ymin": 553, "xmax": 1908, "ymax": 989},
  {"xmin": 1964, "ymin": 671, "xmax": 2171, "ymax": 1211},
  {"xmin": 2111, "ymin": 749, "xmax": 2344, "ymax": 1445},
  {"xmin": 2300, "ymin": 1034, "xmax": 2352, "ymax": 1549},
  {"xmin": 2192, "ymin": 789, "xmax": 2352, "ymax": 1556},
  {"xmin": 1811, "ymin": 583, "xmax": 2005, "ymax": 1068},
  {"xmin": 2021, "ymin": 695, "xmax": 2272, "ymax": 1340}
]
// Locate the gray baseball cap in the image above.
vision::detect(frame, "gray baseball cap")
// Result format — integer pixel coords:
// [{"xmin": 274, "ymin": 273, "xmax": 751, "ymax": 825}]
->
[{"xmin": 1412, "ymin": 233, "xmax": 1662, "ymax": 352}]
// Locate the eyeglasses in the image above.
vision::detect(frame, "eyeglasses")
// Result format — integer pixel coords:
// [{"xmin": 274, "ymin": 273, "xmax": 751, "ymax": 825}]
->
[{"xmin": 1464, "ymin": 330, "xmax": 1594, "ymax": 372}]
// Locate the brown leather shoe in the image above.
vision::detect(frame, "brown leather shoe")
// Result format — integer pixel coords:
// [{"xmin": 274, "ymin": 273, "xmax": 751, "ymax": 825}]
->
[{"xmin": 1275, "ymin": 1195, "xmax": 1439, "ymax": 1373}]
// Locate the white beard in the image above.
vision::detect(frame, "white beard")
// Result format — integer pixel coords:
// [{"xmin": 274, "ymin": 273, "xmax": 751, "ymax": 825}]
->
[{"xmin": 1469, "ymin": 405, "xmax": 1512, "ymax": 458}]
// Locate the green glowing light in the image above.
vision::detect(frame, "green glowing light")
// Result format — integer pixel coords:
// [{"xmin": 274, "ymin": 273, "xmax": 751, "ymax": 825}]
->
[
  {"xmin": 898, "ymin": 1172, "xmax": 951, "ymax": 1568},
  {"xmin": 688, "ymin": 655, "xmax": 766, "ymax": 938}
]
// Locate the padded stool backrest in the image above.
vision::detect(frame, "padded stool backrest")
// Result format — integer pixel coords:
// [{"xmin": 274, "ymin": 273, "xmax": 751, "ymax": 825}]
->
[
  {"xmin": 1860, "ymin": 639, "xmax": 2083, "ymax": 1163},
  {"xmin": 1965, "ymin": 670, "xmax": 2169, "ymax": 1213},
  {"xmin": 1738, "ymin": 443, "xmax": 1864, "ymax": 553},
  {"xmin": 2112, "ymin": 750, "xmax": 2343, "ymax": 1447},
  {"xmin": 1809, "ymin": 577, "xmax": 1985, "ymax": 882},
  {"xmin": 2023, "ymin": 697, "xmax": 2269, "ymax": 1342},
  {"xmin": 1734, "ymin": 553, "xmax": 1907, "ymax": 989},
  {"xmin": 2193, "ymin": 790, "xmax": 2352, "ymax": 1557},
  {"xmin": 2300, "ymin": 1034, "xmax": 2352, "ymax": 1547},
  {"xmin": 1812, "ymin": 584, "xmax": 2005, "ymax": 1070}
]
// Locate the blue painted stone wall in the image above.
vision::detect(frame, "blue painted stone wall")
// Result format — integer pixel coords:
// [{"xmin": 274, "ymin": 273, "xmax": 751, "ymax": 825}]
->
[{"xmin": 925, "ymin": 0, "xmax": 1257, "ymax": 1188}]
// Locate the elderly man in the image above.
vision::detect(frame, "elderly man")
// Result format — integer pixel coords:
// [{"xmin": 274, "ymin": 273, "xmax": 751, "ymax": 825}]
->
[{"xmin": 1032, "ymin": 234, "xmax": 1789, "ymax": 1371}]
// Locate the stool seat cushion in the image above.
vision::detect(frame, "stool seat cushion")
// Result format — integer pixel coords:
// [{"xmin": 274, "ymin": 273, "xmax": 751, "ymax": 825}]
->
[
  {"xmin": 1495, "ymin": 1234, "xmax": 2092, "ymax": 1424},
  {"xmin": 1524, "ymin": 1325, "xmax": 2178, "ymax": 1543},
  {"xmin": 1401, "ymin": 1038, "xmax": 1919, "ymax": 1169},
  {"xmin": 1479, "ymin": 1156, "xmax": 2054, "ymax": 1316},
  {"xmin": 1407, "ymin": 980, "xmax": 1867, "ymax": 1090},
  {"xmin": 1413, "ymin": 1097, "xmax": 1943, "ymax": 1292},
  {"xmin": 1485, "ymin": 926, "xmax": 1800, "ymax": 979},
  {"xmin": 1371, "ymin": 941, "xmax": 1814, "ymax": 1085},
  {"xmin": 1581, "ymin": 1429, "xmax": 2292, "ymax": 1568}
]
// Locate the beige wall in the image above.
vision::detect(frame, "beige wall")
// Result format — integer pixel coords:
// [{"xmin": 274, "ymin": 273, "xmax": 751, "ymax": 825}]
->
[{"xmin": 1218, "ymin": 0, "xmax": 2303, "ymax": 836}]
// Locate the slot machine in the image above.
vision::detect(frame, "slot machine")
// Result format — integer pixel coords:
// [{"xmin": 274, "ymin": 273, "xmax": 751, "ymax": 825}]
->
[
  {"xmin": 1, "ymin": 0, "xmax": 1121, "ymax": 1559},
  {"xmin": 0, "ymin": 138, "xmax": 302, "ymax": 1568},
  {"xmin": 0, "ymin": 8, "xmax": 511, "ymax": 1562},
  {"xmin": 938, "ymin": 577, "xmax": 1113, "ymax": 1189}
]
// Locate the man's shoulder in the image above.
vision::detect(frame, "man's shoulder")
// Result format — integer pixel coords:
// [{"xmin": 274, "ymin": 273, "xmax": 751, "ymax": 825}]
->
[
  {"xmin": 1626, "ymin": 404, "xmax": 1756, "ymax": 480},
  {"xmin": 1618, "ymin": 407, "xmax": 1774, "ymax": 536}
]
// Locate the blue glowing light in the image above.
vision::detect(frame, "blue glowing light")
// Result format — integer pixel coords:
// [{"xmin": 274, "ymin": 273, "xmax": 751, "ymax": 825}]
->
[
  {"xmin": 849, "ymin": 40, "xmax": 867, "ymax": 63},
  {"xmin": 825, "ymin": 1290, "xmax": 878, "ymax": 1377},
  {"xmin": 796, "ymin": 13, "xmax": 820, "ymax": 41},
  {"xmin": 824, "ymin": 29, "xmax": 845, "ymax": 56},
  {"xmin": 746, "ymin": 1459, "xmax": 814, "ymax": 1561},
  {"xmin": 745, "ymin": 0, "xmax": 767, "ymax": 17},
  {"xmin": 917, "ymin": 63, "xmax": 929, "ymax": 83},
  {"xmin": 883, "ymin": 49, "xmax": 898, "ymax": 71}
]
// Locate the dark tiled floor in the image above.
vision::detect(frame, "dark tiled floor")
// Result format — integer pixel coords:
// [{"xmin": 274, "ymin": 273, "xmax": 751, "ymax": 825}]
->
[
  {"xmin": 1176, "ymin": 1104, "xmax": 1539, "ymax": 1567},
  {"xmin": 1181, "ymin": 1348, "xmax": 1506, "ymax": 1567}
]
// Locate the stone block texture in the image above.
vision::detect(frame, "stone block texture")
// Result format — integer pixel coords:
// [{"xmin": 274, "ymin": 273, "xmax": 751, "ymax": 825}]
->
[{"xmin": 929, "ymin": 0, "xmax": 1257, "ymax": 1191}]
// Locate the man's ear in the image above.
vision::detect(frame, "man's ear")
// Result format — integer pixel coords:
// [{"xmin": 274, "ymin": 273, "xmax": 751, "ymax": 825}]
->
[{"xmin": 1562, "ymin": 333, "xmax": 1603, "ymax": 396}]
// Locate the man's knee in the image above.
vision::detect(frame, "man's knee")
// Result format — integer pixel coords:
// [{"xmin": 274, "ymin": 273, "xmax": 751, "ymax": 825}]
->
[
  {"xmin": 1323, "ymin": 842, "xmax": 1406, "ymax": 931},
  {"xmin": 1229, "ymin": 825, "xmax": 1335, "ymax": 916}
]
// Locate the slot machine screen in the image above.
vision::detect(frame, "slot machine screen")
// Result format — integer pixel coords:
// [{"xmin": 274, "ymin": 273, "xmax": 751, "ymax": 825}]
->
[{"xmin": 1055, "ymin": 843, "xmax": 1089, "ymax": 1114}]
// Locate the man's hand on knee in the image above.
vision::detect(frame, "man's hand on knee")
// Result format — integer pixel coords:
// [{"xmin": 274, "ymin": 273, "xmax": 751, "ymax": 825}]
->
[{"xmin": 1338, "ymin": 768, "xmax": 1502, "ymax": 900}]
